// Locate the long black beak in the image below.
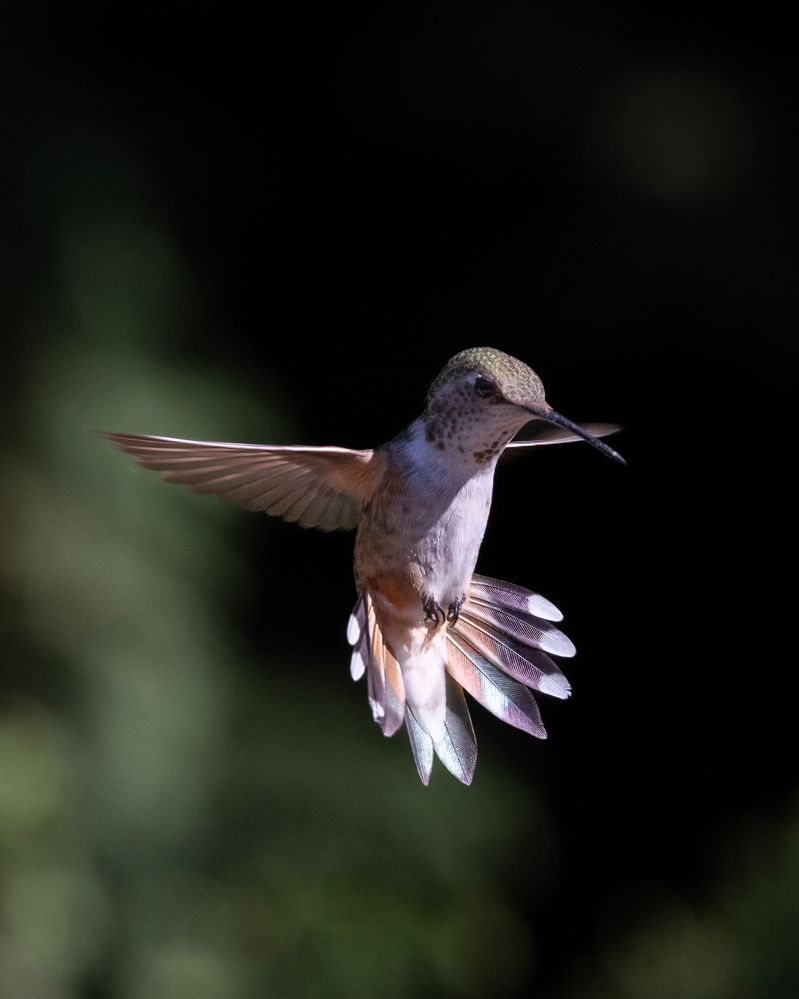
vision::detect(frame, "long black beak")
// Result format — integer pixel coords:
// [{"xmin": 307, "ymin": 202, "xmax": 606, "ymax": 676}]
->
[{"xmin": 526, "ymin": 406, "xmax": 627, "ymax": 465}]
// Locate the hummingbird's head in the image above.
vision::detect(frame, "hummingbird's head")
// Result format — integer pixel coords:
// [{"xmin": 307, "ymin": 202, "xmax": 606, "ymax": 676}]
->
[{"xmin": 425, "ymin": 347, "xmax": 625, "ymax": 464}]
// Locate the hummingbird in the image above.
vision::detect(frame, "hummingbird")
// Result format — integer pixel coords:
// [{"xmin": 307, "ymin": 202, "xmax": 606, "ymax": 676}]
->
[{"xmin": 105, "ymin": 347, "xmax": 624, "ymax": 785}]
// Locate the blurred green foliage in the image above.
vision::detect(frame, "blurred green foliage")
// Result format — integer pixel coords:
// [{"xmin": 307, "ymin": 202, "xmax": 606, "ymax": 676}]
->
[
  {"xmin": 4, "ymin": 199, "xmax": 797, "ymax": 999},
  {"xmin": 557, "ymin": 807, "xmax": 799, "ymax": 999},
  {"xmin": 1, "ymin": 206, "xmax": 550, "ymax": 998},
  {"xmin": 2, "ymin": 9, "xmax": 797, "ymax": 998}
]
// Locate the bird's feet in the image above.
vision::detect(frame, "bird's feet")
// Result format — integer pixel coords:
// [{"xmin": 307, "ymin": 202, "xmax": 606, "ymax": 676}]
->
[
  {"xmin": 423, "ymin": 594, "xmax": 464, "ymax": 627},
  {"xmin": 446, "ymin": 597, "xmax": 463, "ymax": 625},
  {"xmin": 423, "ymin": 594, "xmax": 446, "ymax": 625}
]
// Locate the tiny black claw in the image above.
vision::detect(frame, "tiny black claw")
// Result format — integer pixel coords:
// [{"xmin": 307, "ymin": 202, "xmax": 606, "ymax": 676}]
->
[
  {"xmin": 423, "ymin": 594, "xmax": 445, "ymax": 625},
  {"xmin": 446, "ymin": 598, "xmax": 463, "ymax": 625}
]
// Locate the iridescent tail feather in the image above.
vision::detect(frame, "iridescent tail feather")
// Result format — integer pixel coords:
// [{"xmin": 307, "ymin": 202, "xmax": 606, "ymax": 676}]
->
[{"xmin": 347, "ymin": 574, "xmax": 575, "ymax": 786}]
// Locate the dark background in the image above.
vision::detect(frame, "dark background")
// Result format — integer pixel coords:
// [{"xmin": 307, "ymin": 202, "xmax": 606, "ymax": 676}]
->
[{"xmin": 2, "ymin": 6, "xmax": 796, "ymax": 998}]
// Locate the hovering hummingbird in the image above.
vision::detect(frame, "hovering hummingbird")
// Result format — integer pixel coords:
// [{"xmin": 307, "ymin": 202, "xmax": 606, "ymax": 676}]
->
[{"xmin": 106, "ymin": 347, "xmax": 624, "ymax": 785}]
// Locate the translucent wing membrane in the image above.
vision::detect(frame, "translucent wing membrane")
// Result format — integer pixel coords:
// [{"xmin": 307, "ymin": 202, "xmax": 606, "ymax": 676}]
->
[
  {"xmin": 104, "ymin": 432, "xmax": 384, "ymax": 531},
  {"xmin": 506, "ymin": 421, "xmax": 622, "ymax": 449}
]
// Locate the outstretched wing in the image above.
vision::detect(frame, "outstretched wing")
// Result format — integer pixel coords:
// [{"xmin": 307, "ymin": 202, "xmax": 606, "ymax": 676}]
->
[
  {"xmin": 104, "ymin": 432, "xmax": 385, "ymax": 531},
  {"xmin": 506, "ymin": 421, "xmax": 621, "ymax": 449}
]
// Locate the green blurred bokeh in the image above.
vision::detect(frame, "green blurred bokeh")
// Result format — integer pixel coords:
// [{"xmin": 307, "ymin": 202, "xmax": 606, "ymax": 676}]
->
[
  {"xmin": 4, "ymin": 165, "xmax": 798, "ymax": 999},
  {"xmin": 2, "ymin": 8, "xmax": 797, "ymax": 999},
  {"xmin": 2, "ymin": 200, "xmax": 552, "ymax": 999}
]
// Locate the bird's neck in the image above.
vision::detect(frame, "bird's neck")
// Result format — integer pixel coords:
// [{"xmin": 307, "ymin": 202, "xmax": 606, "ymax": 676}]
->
[{"xmin": 393, "ymin": 412, "xmax": 521, "ymax": 489}]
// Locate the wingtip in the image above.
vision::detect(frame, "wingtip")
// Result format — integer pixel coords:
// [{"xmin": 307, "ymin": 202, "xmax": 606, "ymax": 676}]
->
[
  {"xmin": 98, "ymin": 430, "xmax": 127, "ymax": 449},
  {"xmin": 98, "ymin": 430, "xmax": 136, "ymax": 448}
]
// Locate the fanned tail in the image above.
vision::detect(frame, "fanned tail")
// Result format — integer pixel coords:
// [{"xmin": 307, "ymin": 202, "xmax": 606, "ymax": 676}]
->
[
  {"xmin": 434, "ymin": 674, "xmax": 478, "ymax": 785},
  {"xmin": 347, "ymin": 593, "xmax": 477, "ymax": 784},
  {"xmin": 347, "ymin": 595, "xmax": 405, "ymax": 738},
  {"xmin": 447, "ymin": 574, "xmax": 573, "ymax": 739},
  {"xmin": 346, "ymin": 573, "xmax": 573, "ymax": 786}
]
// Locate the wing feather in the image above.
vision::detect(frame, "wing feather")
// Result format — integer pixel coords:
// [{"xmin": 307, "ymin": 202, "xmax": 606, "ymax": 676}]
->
[
  {"xmin": 305, "ymin": 491, "xmax": 341, "ymax": 532},
  {"xmin": 506, "ymin": 421, "xmax": 621, "ymax": 449},
  {"xmin": 104, "ymin": 432, "xmax": 385, "ymax": 531}
]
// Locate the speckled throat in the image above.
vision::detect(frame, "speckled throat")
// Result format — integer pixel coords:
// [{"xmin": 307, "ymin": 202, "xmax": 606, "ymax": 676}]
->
[{"xmin": 423, "ymin": 394, "xmax": 532, "ymax": 465}]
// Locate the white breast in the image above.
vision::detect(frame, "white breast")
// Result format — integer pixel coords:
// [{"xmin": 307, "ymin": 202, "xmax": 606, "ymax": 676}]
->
[{"xmin": 400, "ymin": 423, "xmax": 498, "ymax": 608}]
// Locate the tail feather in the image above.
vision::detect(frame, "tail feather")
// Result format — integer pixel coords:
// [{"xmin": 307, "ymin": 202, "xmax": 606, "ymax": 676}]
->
[
  {"xmin": 348, "ymin": 594, "xmax": 406, "ymax": 737},
  {"xmin": 366, "ymin": 601, "xmax": 386, "ymax": 724},
  {"xmin": 470, "ymin": 573, "xmax": 563, "ymax": 622},
  {"xmin": 464, "ymin": 599, "xmax": 575, "ymax": 658},
  {"xmin": 347, "ymin": 602, "xmax": 367, "ymax": 680},
  {"xmin": 406, "ymin": 709, "xmax": 434, "ymax": 785},
  {"xmin": 433, "ymin": 675, "xmax": 477, "ymax": 785},
  {"xmin": 398, "ymin": 630, "xmax": 448, "ymax": 745},
  {"xmin": 382, "ymin": 648, "xmax": 406, "ymax": 738},
  {"xmin": 455, "ymin": 615, "xmax": 572, "ymax": 698},
  {"xmin": 447, "ymin": 632, "xmax": 547, "ymax": 738},
  {"xmin": 346, "ymin": 571, "xmax": 573, "ymax": 784}
]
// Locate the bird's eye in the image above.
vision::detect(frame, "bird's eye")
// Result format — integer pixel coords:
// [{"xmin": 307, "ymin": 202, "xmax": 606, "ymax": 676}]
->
[{"xmin": 474, "ymin": 377, "xmax": 495, "ymax": 398}]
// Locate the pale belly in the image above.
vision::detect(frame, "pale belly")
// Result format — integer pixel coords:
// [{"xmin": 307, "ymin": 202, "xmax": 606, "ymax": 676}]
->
[
  {"xmin": 352, "ymin": 446, "xmax": 499, "ymax": 746},
  {"xmin": 354, "ymin": 463, "xmax": 495, "ymax": 621}
]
